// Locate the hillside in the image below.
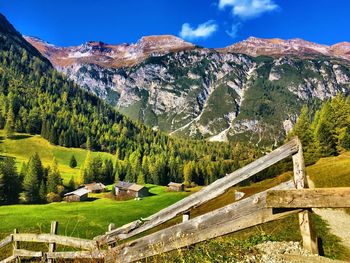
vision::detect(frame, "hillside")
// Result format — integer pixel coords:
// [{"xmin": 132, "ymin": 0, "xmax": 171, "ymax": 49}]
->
[
  {"xmin": 0, "ymin": 130, "xmax": 114, "ymax": 184},
  {"xmin": 27, "ymin": 35, "xmax": 350, "ymax": 145},
  {"xmin": 0, "ymin": 152, "xmax": 349, "ymax": 261},
  {"xmin": 0, "ymin": 13, "xmax": 258, "ymax": 188}
]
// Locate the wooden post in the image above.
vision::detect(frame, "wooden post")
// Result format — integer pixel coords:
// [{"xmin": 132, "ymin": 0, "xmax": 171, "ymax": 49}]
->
[
  {"xmin": 47, "ymin": 221, "xmax": 58, "ymax": 263},
  {"xmin": 108, "ymin": 223, "xmax": 116, "ymax": 232},
  {"xmin": 13, "ymin": 229, "xmax": 19, "ymax": 263},
  {"xmin": 182, "ymin": 212, "xmax": 190, "ymax": 222},
  {"xmin": 292, "ymin": 139, "xmax": 318, "ymax": 254}
]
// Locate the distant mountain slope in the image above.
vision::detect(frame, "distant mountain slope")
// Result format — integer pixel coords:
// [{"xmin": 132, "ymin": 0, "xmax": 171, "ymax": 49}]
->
[
  {"xmin": 222, "ymin": 37, "xmax": 350, "ymax": 61},
  {"xmin": 27, "ymin": 31, "xmax": 350, "ymax": 146}
]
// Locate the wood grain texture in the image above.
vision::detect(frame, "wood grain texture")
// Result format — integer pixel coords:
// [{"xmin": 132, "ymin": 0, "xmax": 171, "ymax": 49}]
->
[
  {"xmin": 108, "ymin": 181, "xmax": 297, "ymax": 262},
  {"xmin": 101, "ymin": 138, "xmax": 299, "ymax": 244},
  {"xmin": 13, "ymin": 249, "xmax": 43, "ymax": 257},
  {"xmin": 0, "ymin": 256, "xmax": 17, "ymax": 263},
  {"xmin": 292, "ymin": 139, "xmax": 318, "ymax": 255},
  {"xmin": 267, "ymin": 188, "xmax": 350, "ymax": 208},
  {"xmin": 12, "ymin": 233, "xmax": 96, "ymax": 250},
  {"xmin": 0, "ymin": 235, "xmax": 12, "ymax": 249}
]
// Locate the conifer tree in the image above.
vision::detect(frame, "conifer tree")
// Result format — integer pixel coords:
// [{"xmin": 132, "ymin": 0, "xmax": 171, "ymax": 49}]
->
[
  {"xmin": 46, "ymin": 158, "xmax": 61, "ymax": 193},
  {"xmin": 137, "ymin": 171, "xmax": 145, "ymax": 185},
  {"xmin": 4, "ymin": 107, "xmax": 15, "ymax": 138},
  {"xmin": 69, "ymin": 155, "xmax": 77, "ymax": 168},
  {"xmin": 23, "ymin": 153, "xmax": 44, "ymax": 203}
]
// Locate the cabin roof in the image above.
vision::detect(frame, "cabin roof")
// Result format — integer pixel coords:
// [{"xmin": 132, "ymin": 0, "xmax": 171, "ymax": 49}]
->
[
  {"xmin": 84, "ymin": 182, "xmax": 106, "ymax": 191},
  {"xmin": 65, "ymin": 188, "xmax": 90, "ymax": 197},
  {"xmin": 115, "ymin": 181, "xmax": 134, "ymax": 189},
  {"xmin": 128, "ymin": 184, "xmax": 145, "ymax": 192}
]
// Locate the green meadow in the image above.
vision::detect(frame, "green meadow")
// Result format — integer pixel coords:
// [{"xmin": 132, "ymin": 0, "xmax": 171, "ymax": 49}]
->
[{"xmin": 0, "ymin": 130, "xmax": 114, "ymax": 184}]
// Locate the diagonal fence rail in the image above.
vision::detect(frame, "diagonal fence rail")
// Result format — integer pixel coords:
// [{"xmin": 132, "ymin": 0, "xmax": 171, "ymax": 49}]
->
[{"xmin": 1, "ymin": 137, "xmax": 350, "ymax": 263}]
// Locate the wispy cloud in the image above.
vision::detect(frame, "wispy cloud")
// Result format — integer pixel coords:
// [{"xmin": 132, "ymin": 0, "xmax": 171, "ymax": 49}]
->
[
  {"xmin": 219, "ymin": 0, "xmax": 279, "ymax": 19},
  {"xmin": 226, "ymin": 23, "xmax": 241, "ymax": 38},
  {"xmin": 179, "ymin": 20, "xmax": 218, "ymax": 40}
]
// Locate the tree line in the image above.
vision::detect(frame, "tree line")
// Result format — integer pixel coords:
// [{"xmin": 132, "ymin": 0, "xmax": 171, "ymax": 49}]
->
[{"xmin": 288, "ymin": 94, "xmax": 350, "ymax": 165}]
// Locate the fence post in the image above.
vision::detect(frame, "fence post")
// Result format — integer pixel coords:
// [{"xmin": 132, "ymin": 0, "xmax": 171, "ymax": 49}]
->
[
  {"xmin": 13, "ymin": 229, "xmax": 19, "ymax": 263},
  {"xmin": 48, "ymin": 221, "xmax": 58, "ymax": 263},
  {"xmin": 182, "ymin": 212, "xmax": 190, "ymax": 222},
  {"xmin": 292, "ymin": 139, "xmax": 318, "ymax": 255}
]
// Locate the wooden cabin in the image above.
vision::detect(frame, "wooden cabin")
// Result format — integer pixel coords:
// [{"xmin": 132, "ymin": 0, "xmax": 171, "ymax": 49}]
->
[
  {"xmin": 114, "ymin": 181, "xmax": 149, "ymax": 198},
  {"xmin": 127, "ymin": 184, "xmax": 149, "ymax": 198},
  {"xmin": 84, "ymin": 182, "xmax": 106, "ymax": 193},
  {"xmin": 64, "ymin": 188, "xmax": 90, "ymax": 202},
  {"xmin": 167, "ymin": 182, "xmax": 185, "ymax": 192}
]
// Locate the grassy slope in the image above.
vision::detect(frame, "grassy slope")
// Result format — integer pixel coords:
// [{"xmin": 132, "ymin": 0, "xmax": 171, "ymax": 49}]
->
[
  {"xmin": 0, "ymin": 130, "xmax": 349, "ymax": 260},
  {"xmin": 0, "ymin": 130, "xmax": 114, "ymax": 184},
  {"xmin": 0, "ymin": 185, "xmax": 189, "ymax": 238}
]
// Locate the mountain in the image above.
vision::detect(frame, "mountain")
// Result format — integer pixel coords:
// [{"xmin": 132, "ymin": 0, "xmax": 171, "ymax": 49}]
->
[
  {"xmin": 222, "ymin": 37, "xmax": 350, "ymax": 61},
  {"xmin": 26, "ymin": 34, "xmax": 350, "ymax": 145},
  {"xmin": 1, "ymin": 13, "xmax": 259, "ymax": 187},
  {"xmin": 25, "ymin": 35, "xmax": 195, "ymax": 68}
]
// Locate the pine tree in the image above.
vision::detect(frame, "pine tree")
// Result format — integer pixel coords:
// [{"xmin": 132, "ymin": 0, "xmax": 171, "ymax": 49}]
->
[
  {"xmin": 0, "ymin": 157, "xmax": 21, "ymax": 204},
  {"xmin": 23, "ymin": 153, "xmax": 44, "ymax": 203},
  {"xmin": 114, "ymin": 170, "xmax": 120, "ymax": 183},
  {"xmin": 69, "ymin": 155, "xmax": 77, "ymax": 168},
  {"xmin": 46, "ymin": 158, "xmax": 61, "ymax": 193},
  {"xmin": 68, "ymin": 176, "xmax": 75, "ymax": 190},
  {"xmin": 4, "ymin": 107, "xmax": 15, "ymax": 138},
  {"xmin": 137, "ymin": 171, "xmax": 145, "ymax": 185},
  {"xmin": 39, "ymin": 180, "xmax": 47, "ymax": 203},
  {"xmin": 23, "ymin": 160, "xmax": 39, "ymax": 203}
]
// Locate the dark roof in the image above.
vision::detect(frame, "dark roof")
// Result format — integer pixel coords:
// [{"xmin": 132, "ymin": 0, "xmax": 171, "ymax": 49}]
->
[
  {"xmin": 115, "ymin": 181, "xmax": 134, "ymax": 190},
  {"xmin": 168, "ymin": 182, "xmax": 184, "ymax": 187},
  {"xmin": 115, "ymin": 181, "xmax": 146, "ymax": 192},
  {"xmin": 84, "ymin": 182, "xmax": 106, "ymax": 191},
  {"xmin": 128, "ymin": 184, "xmax": 145, "ymax": 192},
  {"xmin": 64, "ymin": 188, "xmax": 90, "ymax": 197}
]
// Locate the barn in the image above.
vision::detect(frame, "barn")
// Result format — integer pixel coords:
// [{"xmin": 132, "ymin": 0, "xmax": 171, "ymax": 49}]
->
[
  {"xmin": 127, "ymin": 184, "xmax": 149, "ymax": 198},
  {"xmin": 84, "ymin": 182, "xmax": 106, "ymax": 193},
  {"xmin": 114, "ymin": 181, "xmax": 149, "ymax": 198},
  {"xmin": 167, "ymin": 182, "xmax": 185, "ymax": 192},
  {"xmin": 64, "ymin": 188, "xmax": 90, "ymax": 202}
]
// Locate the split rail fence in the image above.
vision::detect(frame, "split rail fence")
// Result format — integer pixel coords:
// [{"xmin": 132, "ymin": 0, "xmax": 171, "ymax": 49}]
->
[{"xmin": 1, "ymin": 137, "xmax": 350, "ymax": 262}]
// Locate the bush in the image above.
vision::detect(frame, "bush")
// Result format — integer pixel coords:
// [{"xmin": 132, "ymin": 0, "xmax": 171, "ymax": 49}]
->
[{"xmin": 46, "ymin": 192, "xmax": 61, "ymax": 203}]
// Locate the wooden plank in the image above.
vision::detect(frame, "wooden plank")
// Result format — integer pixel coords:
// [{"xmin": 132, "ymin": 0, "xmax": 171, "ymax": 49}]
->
[
  {"xmin": 292, "ymin": 139, "xmax": 318, "ymax": 255},
  {"xmin": 0, "ymin": 256, "xmax": 17, "ymax": 263},
  {"xmin": 13, "ymin": 229, "xmax": 19, "ymax": 263},
  {"xmin": 46, "ymin": 251, "xmax": 105, "ymax": 259},
  {"xmin": 107, "ymin": 181, "xmax": 297, "ymax": 262},
  {"xmin": 99, "ymin": 138, "xmax": 299, "ymax": 244},
  {"xmin": 48, "ymin": 221, "xmax": 58, "ymax": 263},
  {"xmin": 12, "ymin": 233, "xmax": 96, "ymax": 250},
  {"xmin": 13, "ymin": 249, "xmax": 43, "ymax": 257},
  {"xmin": 0, "ymin": 235, "xmax": 13, "ymax": 249},
  {"xmin": 267, "ymin": 188, "xmax": 350, "ymax": 208}
]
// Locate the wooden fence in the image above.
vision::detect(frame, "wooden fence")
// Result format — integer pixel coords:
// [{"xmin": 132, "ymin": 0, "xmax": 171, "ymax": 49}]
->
[{"xmin": 1, "ymin": 137, "xmax": 349, "ymax": 262}]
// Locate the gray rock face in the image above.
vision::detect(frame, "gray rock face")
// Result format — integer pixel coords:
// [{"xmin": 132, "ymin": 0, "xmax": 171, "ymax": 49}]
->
[
  {"xmin": 57, "ymin": 49, "xmax": 350, "ymax": 145},
  {"xmin": 29, "ymin": 35, "xmax": 350, "ymax": 145}
]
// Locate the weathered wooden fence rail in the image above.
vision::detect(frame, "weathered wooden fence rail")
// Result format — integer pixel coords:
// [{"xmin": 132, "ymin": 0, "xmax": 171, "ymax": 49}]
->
[{"xmin": 1, "ymin": 137, "xmax": 350, "ymax": 263}]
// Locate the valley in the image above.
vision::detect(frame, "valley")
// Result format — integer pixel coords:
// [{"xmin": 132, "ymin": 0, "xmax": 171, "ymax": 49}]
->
[{"xmin": 0, "ymin": 6, "xmax": 350, "ymax": 262}]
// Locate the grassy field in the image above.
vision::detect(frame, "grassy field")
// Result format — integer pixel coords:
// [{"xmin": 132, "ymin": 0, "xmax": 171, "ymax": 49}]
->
[
  {"xmin": 0, "ymin": 130, "xmax": 114, "ymax": 184},
  {"xmin": 0, "ymin": 131, "xmax": 350, "ymax": 261},
  {"xmin": 0, "ymin": 185, "xmax": 190, "ymax": 239}
]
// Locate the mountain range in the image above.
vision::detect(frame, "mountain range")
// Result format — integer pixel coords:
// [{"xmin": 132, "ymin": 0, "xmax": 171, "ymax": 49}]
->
[{"xmin": 26, "ymin": 33, "xmax": 350, "ymax": 145}]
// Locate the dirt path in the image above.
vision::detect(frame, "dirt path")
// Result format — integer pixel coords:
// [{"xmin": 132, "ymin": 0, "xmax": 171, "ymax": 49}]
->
[{"xmin": 308, "ymin": 177, "xmax": 350, "ymax": 250}]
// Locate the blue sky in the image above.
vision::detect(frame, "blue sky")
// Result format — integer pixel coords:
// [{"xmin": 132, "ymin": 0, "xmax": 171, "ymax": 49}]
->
[{"xmin": 1, "ymin": 0, "xmax": 349, "ymax": 48}]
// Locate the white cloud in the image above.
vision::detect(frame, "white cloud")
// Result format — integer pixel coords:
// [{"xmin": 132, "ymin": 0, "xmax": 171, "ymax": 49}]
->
[
  {"xmin": 180, "ymin": 20, "xmax": 218, "ymax": 40},
  {"xmin": 226, "ymin": 23, "xmax": 241, "ymax": 38},
  {"xmin": 219, "ymin": 0, "xmax": 278, "ymax": 19}
]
